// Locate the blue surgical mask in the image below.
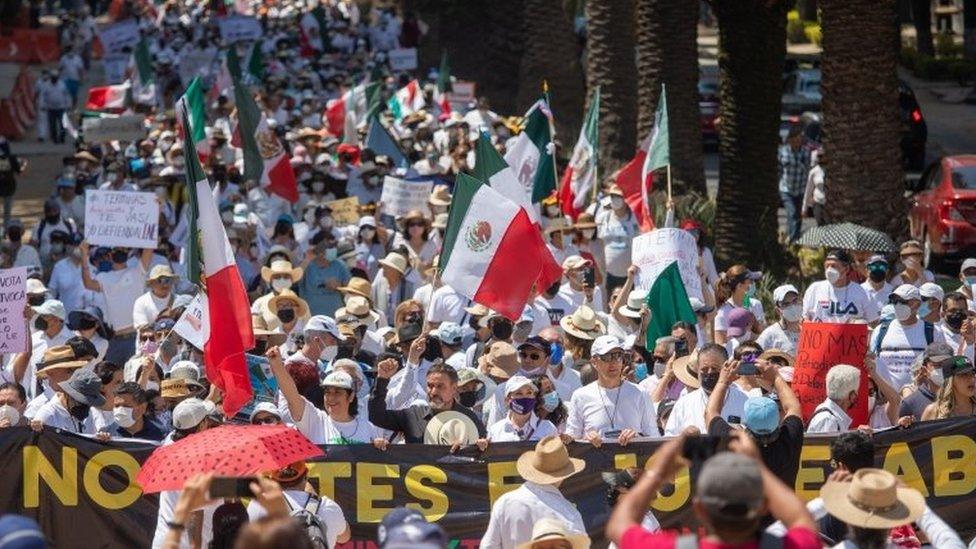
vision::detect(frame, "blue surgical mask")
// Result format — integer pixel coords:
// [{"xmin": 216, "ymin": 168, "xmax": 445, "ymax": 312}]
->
[
  {"xmin": 97, "ymin": 260, "xmax": 113, "ymax": 273},
  {"xmin": 965, "ymin": 276, "xmax": 976, "ymax": 286},
  {"xmin": 542, "ymin": 391, "xmax": 560, "ymax": 412},
  {"xmin": 918, "ymin": 302, "xmax": 931, "ymax": 318},
  {"xmin": 325, "ymin": 247, "xmax": 338, "ymax": 261},
  {"xmin": 633, "ymin": 362, "xmax": 649, "ymax": 382},
  {"xmin": 549, "ymin": 342, "xmax": 564, "ymax": 366}
]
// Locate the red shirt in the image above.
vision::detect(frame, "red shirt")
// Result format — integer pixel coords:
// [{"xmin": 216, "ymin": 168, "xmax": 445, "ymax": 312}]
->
[{"xmin": 619, "ymin": 526, "xmax": 821, "ymax": 549}]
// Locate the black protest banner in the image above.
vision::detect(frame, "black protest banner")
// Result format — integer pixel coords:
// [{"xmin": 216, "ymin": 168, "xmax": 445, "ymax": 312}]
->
[{"xmin": 3, "ymin": 418, "xmax": 976, "ymax": 548}]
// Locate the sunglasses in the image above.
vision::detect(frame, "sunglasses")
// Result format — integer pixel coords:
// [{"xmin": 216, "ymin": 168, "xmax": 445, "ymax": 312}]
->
[
  {"xmin": 408, "ymin": 222, "xmax": 426, "ymax": 228},
  {"xmin": 251, "ymin": 416, "xmax": 279, "ymax": 425},
  {"xmin": 519, "ymin": 351, "xmax": 543, "ymax": 361},
  {"xmin": 600, "ymin": 351, "xmax": 625, "ymax": 362},
  {"xmin": 155, "ymin": 277, "xmax": 174, "ymax": 284}
]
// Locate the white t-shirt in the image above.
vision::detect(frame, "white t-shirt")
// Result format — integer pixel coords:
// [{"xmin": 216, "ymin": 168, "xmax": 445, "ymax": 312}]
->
[
  {"xmin": 861, "ymin": 280, "xmax": 893, "ymax": 315},
  {"xmin": 48, "ymin": 258, "xmax": 90, "ymax": 313},
  {"xmin": 427, "ymin": 284, "xmax": 468, "ymax": 325},
  {"xmin": 937, "ymin": 323, "xmax": 974, "ymax": 361},
  {"xmin": 558, "ymin": 284, "xmax": 605, "ymax": 314},
  {"xmin": 595, "ymin": 205, "xmax": 639, "ymax": 278},
  {"xmin": 94, "ymin": 263, "xmax": 147, "ymax": 331},
  {"xmin": 531, "ymin": 293, "xmax": 575, "ymax": 334},
  {"xmin": 802, "ymin": 280, "xmax": 879, "ymax": 323},
  {"xmin": 756, "ymin": 322, "xmax": 799, "ymax": 355},
  {"xmin": 890, "ymin": 270, "xmax": 935, "ymax": 288},
  {"xmin": 714, "ymin": 299, "xmax": 765, "ymax": 332},
  {"xmin": 876, "ymin": 319, "xmax": 945, "ymax": 389},
  {"xmin": 246, "ymin": 490, "xmax": 347, "ymax": 549},
  {"xmin": 132, "ymin": 291, "xmax": 172, "ymax": 330},
  {"xmin": 294, "ymin": 396, "xmax": 380, "ymax": 445},
  {"xmin": 565, "ymin": 380, "xmax": 657, "ymax": 439},
  {"xmin": 664, "ymin": 385, "xmax": 749, "ymax": 436}
]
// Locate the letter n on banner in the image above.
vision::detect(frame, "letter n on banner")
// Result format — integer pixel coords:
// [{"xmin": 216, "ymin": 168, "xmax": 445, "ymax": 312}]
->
[{"xmin": 793, "ymin": 322, "xmax": 868, "ymax": 426}]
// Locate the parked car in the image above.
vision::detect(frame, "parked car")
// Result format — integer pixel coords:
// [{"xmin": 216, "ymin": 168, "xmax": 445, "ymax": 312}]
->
[
  {"xmin": 907, "ymin": 155, "xmax": 976, "ymax": 269},
  {"xmin": 781, "ymin": 68, "xmax": 821, "ymax": 113},
  {"xmin": 699, "ymin": 65, "xmax": 719, "ymax": 143}
]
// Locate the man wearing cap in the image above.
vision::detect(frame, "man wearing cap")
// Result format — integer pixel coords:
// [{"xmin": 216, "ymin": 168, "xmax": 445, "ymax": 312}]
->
[
  {"xmin": 565, "ymin": 335, "xmax": 656, "ymax": 446},
  {"xmin": 664, "ymin": 344, "xmax": 749, "ymax": 436},
  {"xmin": 80, "ymin": 240, "xmax": 155, "ymax": 365},
  {"xmin": 378, "ymin": 507, "xmax": 449, "ymax": 549},
  {"xmin": 482, "ymin": 436, "xmax": 587, "ymax": 549},
  {"xmin": 24, "ymin": 299, "xmax": 73, "ymax": 400},
  {"xmin": 860, "ymin": 254, "xmax": 893, "ymax": 314},
  {"xmin": 53, "ymin": 174, "xmax": 86, "ymax": 229},
  {"xmin": 133, "ymin": 265, "xmax": 178, "ymax": 331},
  {"xmin": 802, "ymin": 249, "xmax": 878, "ymax": 324},
  {"xmin": 31, "ymin": 368, "xmax": 104, "ymax": 434},
  {"xmin": 595, "ymin": 184, "xmax": 638, "ymax": 291},
  {"xmin": 757, "ymin": 284, "xmax": 802, "ymax": 355},
  {"xmin": 876, "ymin": 284, "xmax": 945, "ymax": 390},
  {"xmin": 956, "ymin": 258, "xmax": 976, "ymax": 310},
  {"xmin": 559, "ymin": 255, "xmax": 605, "ymax": 312},
  {"xmin": 919, "ymin": 282, "xmax": 945, "ymax": 324},
  {"xmin": 23, "ymin": 344, "xmax": 89, "ymax": 419},
  {"xmin": 285, "ymin": 315, "xmax": 346, "ymax": 368}
]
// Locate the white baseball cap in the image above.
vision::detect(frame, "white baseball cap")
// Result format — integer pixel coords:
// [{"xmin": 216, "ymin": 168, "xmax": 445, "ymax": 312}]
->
[
  {"xmin": 504, "ymin": 375, "xmax": 536, "ymax": 396},
  {"xmin": 961, "ymin": 258, "xmax": 976, "ymax": 274},
  {"xmin": 248, "ymin": 401, "xmax": 282, "ymax": 422},
  {"xmin": 32, "ymin": 299, "xmax": 66, "ymax": 320},
  {"xmin": 172, "ymin": 398, "xmax": 216, "ymax": 430},
  {"xmin": 591, "ymin": 334, "xmax": 627, "ymax": 357},
  {"xmin": 25, "ymin": 278, "xmax": 47, "ymax": 295},
  {"xmin": 305, "ymin": 315, "xmax": 346, "ymax": 341},
  {"xmin": 892, "ymin": 284, "xmax": 921, "ymax": 301},
  {"xmin": 919, "ymin": 282, "xmax": 944, "ymax": 302},
  {"xmin": 772, "ymin": 284, "xmax": 800, "ymax": 304},
  {"xmin": 321, "ymin": 370, "xmax": 354, "ymax": 390}
]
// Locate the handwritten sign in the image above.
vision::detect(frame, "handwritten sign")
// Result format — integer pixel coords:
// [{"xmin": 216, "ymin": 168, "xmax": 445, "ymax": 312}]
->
[
  {"xmin": 173, "ymin": 294, "xmax": 208, "ymax": 351},
  {"xmin": 631, "ymin": 228, "xmax": 703, "ymax": 301},
  {"xmin": 379, "ymin": 176, "xmax": 434, "ymax": 218},
  {"xmin": 448, "ymin": 81, "xmax": 476, "ymax": 105},
  {"xmin": 82, "ymin": 115, "xmax": 146, "ymax": 143},
  {"xmin": 388, "ymin": 48, "xmax": 418, "ymax": 72},
  {"xmin": 0, "ymin": 267, "xmax": 27, "ymax": 354},
  {"xmin": 84, "ymin": 190, "xmax": 159, "ymax": 249},
  {"xmin": 217, "ymin": 15, "xmax": 263, "ymax": 43},
  {"xmin": 325, "ymin": 196, "xmax": 360, "ymax": 225},
  {"xmin": 98, "ymin": 19, "xmax": 140, "ymax": 53},
  {"xmin": 794, "ymin": 322, "xmax": 869, "ymax": 425}
]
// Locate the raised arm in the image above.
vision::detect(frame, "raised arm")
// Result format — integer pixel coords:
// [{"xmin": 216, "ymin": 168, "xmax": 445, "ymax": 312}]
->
[
  {"xmin": 606, "ymin": 434, "xmax": 685, "ymax": 544},
  {"xmin": 706, "ymin": 359, "xmax": 737, "ymax": 427},
  {"xmin": 867, "ymin": 354, "xmax": 902, "ymax": 425},
  {"xmin": 368, "ymin": 359, "xmax": 410, "ymax": 432},
  {"xmin": 760, "ymin": 359, "xmax": 801, "ymax": 419},
  {"xmin": 78, "ymin": 241, "xmax": 101, "ymax": 292},
  {"xmin": 265, "ymin": 346, "xmax": 305, "ymax": 422},
  {"xmin": 611, "ymin": 265, "xmax": 637, "ymax": 325}
]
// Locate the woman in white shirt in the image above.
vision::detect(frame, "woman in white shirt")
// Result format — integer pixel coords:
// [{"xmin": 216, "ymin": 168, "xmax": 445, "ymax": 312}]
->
[
  {"xmin": 713, "ymin": 265, "xmax": 765, "ymax": 345},
  {"xmin": 482, "ymin": 375, "xmax": 557, "ymax": 445}
]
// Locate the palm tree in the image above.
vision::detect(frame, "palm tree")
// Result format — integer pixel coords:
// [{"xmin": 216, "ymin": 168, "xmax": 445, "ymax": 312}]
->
[
  {"xmin": 711, "ymin": 0, "xmax": 789, "ymax": 268},
  {"xmin": 517, "ymin": 0, "xmax": 585, "ymax": 139},
  {"xmin": 635, "ymin": 0, "xmax": 706, "ymax": 196},
  {"xmin": 821, "ymin": 0, "xmax": 905, "ymax": 237},
  {"xmin": 585, "ymin": 0, "xmax": 638, "ymax": 177}
]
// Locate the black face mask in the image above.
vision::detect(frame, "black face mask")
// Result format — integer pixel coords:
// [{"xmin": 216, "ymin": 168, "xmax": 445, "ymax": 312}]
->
[
  {"xmin": 276, "ymin": 308, "xmax": 296, "ymax": 324},
  {"xmin": 946, "ymin": 311, "xmax": 967, "ymax": 331},
  {"xmin": 700, "ymin": 371, "xmax": 720, "ymax": 393},
  {"xmin": 459, "ymin": 391, "xmax": 478, "ymax": 408},
  {"xmin": 111, "ymin": 250, "xmax": 128, "ymax": 264},
  {"xmin": 27, "ymin": 295, "xmax": 46, "ymax": 306},
  {"xmin": 491, "ymin": 320, "xmax": 514, "ymax": 341},
  {"xmin": 77, "ymin": 317, "xmax": 98, "ymax": 331},
  {"xmin": 252, "ymin": 339, "xmax": 268, "ymax": 356},
  {"xmin": 868, "ymin": 269, "xmax": 887, "ymax": 283},
  {"xmin": 545, "ymin": 280, "xmax": 561, "ymax": 297},
  {"xmin": 45, "ymin": 214, "xmax": 59, "ymax": 223},
  {"xmin": 69, "ymin": 402, "xmax": 90, "ymax": 421},
  {"xmin": 35, "ymin": 317, "xmax": 48, "ymax": 331},
  {"xmin": 7, "ymin": 228, "xmax": 22, "ymax": 242}
]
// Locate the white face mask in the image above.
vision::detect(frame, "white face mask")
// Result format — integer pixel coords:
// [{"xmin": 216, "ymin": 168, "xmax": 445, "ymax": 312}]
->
[
  {"xmin": 320, "ymin": 216, "xmax": 334, "ymax": 229},
  {"xmin": 271, "ymin": 278, "xmax": 292, "ymax": 292},
  {"xmin": 825, "ymin": 267, "xmax": 842, "ymax": 285},
  {"xmin": 311, "ymin": 181, "xmax": 326, "ymax": 193},
  {"xmin": 546, "ymin": 205, "xmax": 560, "ymax": 217},
  {"xmin": 894, "ymin": 303, "xmax": 913, "ymax": 322},
  {"xmin": 780, "ymin": 304, "xmax": 803, "ymax": 323},
  {"xmin": 113, "ymin": 406, "xmax": 136, "ymax": 428},
  {"xmin": 0, "ymin": 404, "xmax": 20, "ymax": 425},
  {"xmin": 321, "ymin": 344, "xmax": 338, "ymax": 362},
  {"xmin": 868, "ymin": 395, "xmax": 877, "ymax": 411},
  {"xmin": 610, "ymin": 196, "xmax": 624, "ymax": 210},
  {"xmin": 929, "ymin": 366, "xmax": 945, "ymax": 387},
  {"xmin": 144, "ymin": 381, "xmax": 160, "ymax": 392}
]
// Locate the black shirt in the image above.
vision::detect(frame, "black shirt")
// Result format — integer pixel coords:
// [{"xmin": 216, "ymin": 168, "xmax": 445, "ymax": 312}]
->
[
  {"xmin": 368, "ymin": 377, "xmax": 487, "ymax": 443},
  {"xmin": 899, "ymin": 386, "xmax": 936, "ymax": 421},
  {"xmin": 708, "ymin": 414, "xmax": 805, "ymax": 487}
]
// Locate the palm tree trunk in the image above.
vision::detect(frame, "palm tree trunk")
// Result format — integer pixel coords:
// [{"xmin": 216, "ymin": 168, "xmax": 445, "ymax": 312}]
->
[
  {"xmin": 585, "ymin": 0, "xmax": 638, "ymax": 178},
  {"xmin": 912, "ymin": 0, "xmax": 934, "ymax": 57},
  {"xmin": 712, "ymin": 0, "xmax": 789, "ymax": 269},
  {"xmin": 821, "ymin": 0, "xmax": 905, "ymax": 238},
  {"xmin": 517, "ymin": 0, "xmax": 585, "ymax": 139},
  {"xmin": 635, "ymin": 0, "xmax": 705, "ymax": 196}
]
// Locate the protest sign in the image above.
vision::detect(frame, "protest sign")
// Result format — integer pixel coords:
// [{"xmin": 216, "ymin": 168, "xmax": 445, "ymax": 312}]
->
[
  {"xmin": 217, "ymin": 15, "xmax": 263, "ymax": 42},
  {"xmin": 794, "ymin": 322, "xmax": 869, "ymax": 425},
  {"xmin": 325, "ymin": 196, "xmax": 360, "ymax": 225},
  {"xmin": 388, "ymin": 47, "xmax": 418, "ymax": 71},
  {"xmin": 0, "ymin": 267, "xmax": 28, "ymax": 354},
  {"xmin": 84, "ymin": 190, "xmax": 159, "ymax": 249},
  {"xmin": 380, "ymin": 175, "xmax": 434, "ymax": 218},
  {"xmin": 178, "ymin": 50, "xmax": 216, "ymax": 87},
  {"xmin": 81, "ymin": 115, "xmax": 145, "ymax": 143},
  {"xmin": 173, "ymin": 294, "xmax": 208, "ymax": 351},
  {"xmin": 5, "ymin": 418, "xmax": 976, "ymax": 547},
  {"xmin": 631, "ymin": 228, "xmax": 703, "ymax": 301},
  {"xmin": 449, "ymin": 80, "xmax": 476, "ymax": 105},
  {"xmin": 102, "ymin": 52, "xmax": 129, "ymax": 85},
  {"xmin": 97, "ymin": 19, "xmax": 139, "ymax": 53},
  {"xmin": 230, "ymin": 354, "xmax": 280, "ymax": 424}
]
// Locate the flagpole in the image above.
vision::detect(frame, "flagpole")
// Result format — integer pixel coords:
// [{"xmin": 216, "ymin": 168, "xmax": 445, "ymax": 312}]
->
[
  {"xmin": 543, "ymin": 80, "xmax": 560, "ymax": 209},
  {"xmin": 667, "ymin": 164, "xmax": 672, "ymax": 203}
]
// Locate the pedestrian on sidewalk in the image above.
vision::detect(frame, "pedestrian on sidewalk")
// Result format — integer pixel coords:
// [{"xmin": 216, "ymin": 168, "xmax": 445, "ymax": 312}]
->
[{"xmin": 778, "ymin": 125, "xmax": 811, "ymax": 242}]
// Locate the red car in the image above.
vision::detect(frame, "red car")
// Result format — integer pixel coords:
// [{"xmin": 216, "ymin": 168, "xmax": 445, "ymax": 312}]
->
[{"xmin": 908, "ymin": 155, "xmax": 976, "ymax": 269}]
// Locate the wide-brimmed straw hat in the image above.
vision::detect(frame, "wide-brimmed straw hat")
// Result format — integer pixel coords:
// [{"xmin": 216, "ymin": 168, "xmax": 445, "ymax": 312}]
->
[
  {"xmin": 516, "ymin": 518, "xmax": 590, "ymax": 549},
  {"xmin": 428, "ymin": 185, "xmax": 452, "ymax": 207},
  {"xmin": 260, "ymin": 260, "xmax": 304, "ymax": 284},
  {"xmin": 398, "ymin": 209, "xmax": 430, "ymax": 229},
  {"xmin": 820, "ymin": 468, "xmax": 925, "ymax": 529},
  {"xmin": 378, "ymin": 252, "xmax": 409, "ymax": 275},
  {"xmin": 423, "ymin": 411, "xmax": 480, "ymax": 445},
  {"xmin": 559, "ymin": 306, "xmax": 605, "ymax": 340},
  {"xmin": 516, "ymin": 435, "xmax": 585, "ymax": 485},
  {"xmin": 36, "ymin": 345, "xmax": 88, "ymax": 378},
  {"xmin": 268, "ymin": 290, "xmax": 310, "ymax": 319},
  {"xmin": 672, "ymin": 350, "xmax": 701, "ymax": 389},
  {"xmin": 337, "ymin": 277, "xmax": 372, "ymax": 300},
  {"xmin": 477, "ymin": 342, "xmax": 520, "ymax": 379},
  {"xmin": 335, "ymin": 295, "xmax": 380, "ymax": 326},
  {"xmin": 252, "ymin": 315, "xmax": 287, "ymax": 346}
]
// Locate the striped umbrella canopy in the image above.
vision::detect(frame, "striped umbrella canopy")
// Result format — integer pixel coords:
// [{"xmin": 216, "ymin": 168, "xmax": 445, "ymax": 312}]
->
[{"xmin": 797, "ymin": 222, "xmax": 897, "ymax": 253}]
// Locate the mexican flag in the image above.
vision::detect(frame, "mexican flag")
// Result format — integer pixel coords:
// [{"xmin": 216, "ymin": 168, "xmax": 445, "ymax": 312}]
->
[
  {"xmin": 559, "ymin": 86, "xmax": 600, "ymax": 220},
  {"xmin": 300, "ymin": 6, "xmax": 330, "ymax": 51},
  {"xmin": 615, "ymin": 131, "xmax": 655, "ymax": 231},
  {"xmin": 234, "ymin": 78, "xmax": 298, "ymax": 203},
  {"xmin": 473, "ymin": 130, "xmax": 538, "ymax": 224},
  {"xmin": 85, "ymin": 83, "xmax": 128, "ymax": 110},
  {"xmin": 388, "ymin": 79, "xmax": 425, "ymax": 121},
  {"xmin": 641, "ymin": 83, "xmax": 669, "ymax": 215},
  {"xmin": 440, "ymin": 173, "xmax": 562, "ymax": 320},
  {"xmin": 503, "ymin": 98, "xmax": 556, "ymax": 204},
  {"xmin": 131, "ymin": 38, "xmax": 155, "ymax": 106},
  {"xmin": 181, "ymin": 77, "xmax": 210, "ymax": 161},
  {"xmin": 325, "ymin": 82, "xmax": 380, "ymax": 140},
  {"xmin": 435, "ymin": 51, "xmax": 452, "ymax": 118},
  {"xmin": 365, "ymin": 116, "xmax": 408, "ymax": 169},
  {"xmin": 644, "ymin": 261, "xmax": 697, "ymax": 346},
  {"xmin": 179, "ymin": 106, "xmax": 254, "ymax": 417}
]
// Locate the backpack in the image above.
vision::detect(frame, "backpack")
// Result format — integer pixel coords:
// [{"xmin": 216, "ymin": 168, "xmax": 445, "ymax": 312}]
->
[
  {"xmin": 288, "ymin": 493, "xmax": 328, "ymax": 549},
  {"xmin": 871, "ymin": 319, "xmax": 934, "ymax": 355}
]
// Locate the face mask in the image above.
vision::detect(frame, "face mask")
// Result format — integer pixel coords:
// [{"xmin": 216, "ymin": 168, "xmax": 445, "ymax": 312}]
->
[
  {"xmin": 868, "ymin": 266, "xmax": 887, "ymax": 282},
  {"xmin": 904, "ymin": 257, "xmax": 921, "ymax": 271},
  {"xmin": 509, "ymin": 396, "xmax": 536, "ymax": 415},
  {"xmin": 653, "ymin": 360, "xmax": 667, "ymax": 378},
  {"xmin": 70, "ymin": 247, "xmax": 82, "ymax": 261},
  {"xmin": 781, "ymin": 304, "xmax": 803, "ymax": 323},
  {"xmin": 868, "ymin": 395, "xmax": 877, "ymax": 411},
  {"xmin": 52, "ymin": 243, "xmax": 65, "ymax": 256},
  {"xmin": 549, "ymin": 342, "xmax": 564, "ymax": 366},
  {"xmin": 894, "ymin": 303, "xmax": 913, "ymax": 322},
  {"xmin": 633, "ymin": 362, "xmax": 649, "ymax": 382},
  {"xmin": 0, "ymin": 404, "xmax": 20, "ymax": 425},
  {"xmin": 324, "ymin": 247, "xmax": 338, "ymax": 261},
  {"xmin": 321, "ymin": 344, "xmax": 338, "ymax": 362},
  {"xmin": 104, "ymin": 171, "xmax": 117, "ymax": 181},
  {"xmin": 546, "ymin": 205, "xmax": 560, "ymax": 217},
  {"xmin": 276, "ymin": 308, "xmax": 296, "ymax": 324},
  {"xmin": 311, "ymin": 181, "xmax": 326, "ymax": 193},
  {"xmin": 27, "ymin": 295, "xmax": 46, "ymax": 306},
  {"xmin": 112, "ymin": 250, "xmax": 128, "ymax": 264},
  {"xmin": 69, "ymin": 403, "xmax": 90, "ymax": 421},
  {"xmin": 34, "ymin": 317, "xmax": 48, "ymax": 331},
  {"xmin": 965, "ymin": 276, "xmax": 976, "ymax": 286},
  {"xmin": 825, "ymin": 267, "xmax": 842, "ymax": 285},
  {"xmin": 459, "ymin": 391, "xmax": 479, "ymax": 408},
  {"xmin": 744, "ymin": 285, "xmax": 756, "ymax": 298},
  {"xmin": 918, "ymin": 302, "xmax": 932, "ymax": 318},
  {"xmin": 930, "ymin": 367, "xmax": 945, "ymax": 387},
  {"xmin": 97, "ymin": 260, "xmax": 113, "ymax": 273},
  {"xmin": 113, "ymin": 406, "xmax": 136, "ymax": 428},
  {"xmin": 303, "ymin": 210, "xmax": 316, "ymax": 225},
  {"xmin": 491, "ymin": 321, "xmax": 514, "ymax": 341},
  {"xmin": 610, "ymin": 196, "xmax": 624, "ymax": 210},
  {"xmin": 945, "ymin": 311, "xmax": 967, "ymax": 331},
  {"xmin": 542, "ymin": 391, "xmax": 560, "ymax": 412},
  {"xmin": 271, "ymin": 278, "xmax": 292, "ymax": 292},
  {"xmin": 700, "ymin": 371, "xmax": 720, "ymax": 393},
  {"xmin": 361, "ymin": 228, "xmax": 376, "ymax": 241},
  {"xmin": 145, "ymin": 381, "xmax": 160, "ymax": 392}
]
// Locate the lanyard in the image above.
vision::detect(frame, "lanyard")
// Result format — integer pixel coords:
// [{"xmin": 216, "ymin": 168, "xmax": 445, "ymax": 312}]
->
[{"xmin": 598, "ymin": 385, "xmax": 623, "ymax": 430}]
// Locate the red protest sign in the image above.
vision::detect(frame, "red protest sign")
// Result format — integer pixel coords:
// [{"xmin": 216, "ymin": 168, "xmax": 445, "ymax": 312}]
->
[{"xmin": 794, "ymin": 322, "xmax": 869, "ymax": 426}]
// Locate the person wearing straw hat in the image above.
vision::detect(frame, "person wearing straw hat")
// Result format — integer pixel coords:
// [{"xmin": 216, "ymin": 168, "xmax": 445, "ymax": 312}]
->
[
  {"xmin": 268, "ymin": 290, "xmax": 310, "ymax": 355},
  {"xmin": 253, "ymin": 258, "xmax": 305, "ymax": 329},
  {"xmin": 428, "ymin": 185, "xmax": 451, "ymax": 218},
  {"xmin": 558, "ymin": 305, "xmax": 605, "ymax": 378},
  {"xmin": 22, "ymin": 344, "xmax": 89, "ymax": 420},
  {"xmin": 571, "ymin": 212, "xmax": 605, "ymax": 287},
  {"xmin": 132, "ymin": 264, "xmax": 178, "ymax": 331},
  {"xmin": 392, "ymin": 209, "xmax": 438, "ymax": 271},
  {"xmin": 481, "ymin": 436, "xmax": 586, "ymax": 549},
  {"xmin": 372, "ymin": 251, "xmax": 415, "ymax": 324},
  {"xmin": 565, "ymin": 335, "xmax": 656, "ymax": 447},
  {"xmin": 891, "ymin": 239, "xmax": 935, "ymax": 288},
  {"xmin": 516, "ymin": 518, "xmax": 590, "ymax": 549},
  {"xmin": 31, "ymin": 368, "xmax": 104, "ymax": 434},
  {"xmin": 663, "ymin": 344, "xmax": 748, "ymax": 436},
  {"xmin": 338, "ymin": 276, "xmax": 390, "ymax": 328}
]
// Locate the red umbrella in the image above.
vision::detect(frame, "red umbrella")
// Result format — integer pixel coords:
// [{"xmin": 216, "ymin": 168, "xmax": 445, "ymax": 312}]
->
[{"xmin": 136, "ymin": 424, "xmax": 324, "ymax": 493}]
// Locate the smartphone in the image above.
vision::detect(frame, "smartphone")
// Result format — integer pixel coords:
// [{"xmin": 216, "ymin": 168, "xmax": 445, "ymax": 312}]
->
[
  {"xmin": 209, "ymin": 476, "xmax": 258, "ymax": 499},
  {"xmin": 582, "ymin": 267, "xmax": 596, "ymax": 287},
  {"xmin": 681, "ymin": 435, "xmax": 727, "ymax": 463},
  {"xmin": 421, "ymin": 336, "xmax": 441, "ymax": 363},
  {"xmin": 674, "ymin": 338, "xmax": 689, "ymax": 357},
  {"xmin": 738, "ymin": 361, "xmax": 758, "ymax": 376}
]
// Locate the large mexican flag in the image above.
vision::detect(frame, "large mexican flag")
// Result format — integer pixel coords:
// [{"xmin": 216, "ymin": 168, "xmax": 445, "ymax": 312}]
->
[
  {"xmin": 473, "ymin": 130, "xmax": 538, "ymax": 224},
  {"xmin": 559, "ymin": 86, "xmax": 600, "ymax": 219},
  {"xmin": 233, "ymin": 77, "xmax": 298, "ymax": 202},
  {"xmin": 179, "ymin": 104, "xmax": 254, "ymax": 417},
  {"xmin": 440, "ymin": 173, "xmax": 562, "ymax": 320},
  {"xmin": 181, "ymin": 77, "xmax": 210, "ymax": 161},
  {"xmin": 388, "ymin": 79, "xmax": 425, "ymax": 120}
]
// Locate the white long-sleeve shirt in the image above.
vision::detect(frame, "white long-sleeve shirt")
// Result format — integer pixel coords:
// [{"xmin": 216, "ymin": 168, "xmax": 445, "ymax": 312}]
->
[{"xmin": 481, "ymin": 482, "xmax": 586, "ymax": 549}]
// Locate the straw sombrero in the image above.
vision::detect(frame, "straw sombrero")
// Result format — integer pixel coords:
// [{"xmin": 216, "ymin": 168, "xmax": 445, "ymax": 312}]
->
[
  {"xmin": 337, "ymin": 277, "xmax": 372, "ymax": 300},
  {"xmin": 423, "ymin": 411, "xmax": 480, "ymax": 446},
  {"xmin": 820, "ymin": 468, "xmax": 925, "ymax": 529},
  {"xmin": 252, "ymin": 315, "xmax": 287, "ymax": 346},
  {"xmin": 260, "ymin": 259, "xmax": 304, "ymax": 284},
  {"xmin": 36, "ymin": 346, "xmax": 88, "ymax": 378},
  {"xmin": 672, "ymin": 350, "xmax": 701, "ymax": 389},
  {"xmin": 516, "ymin": 435, "xmax": 585, "ymax": 485},
  {"xmin": 267, "ymin": 290, "xmax": 310, "ymax": 319},
  {"xmin": 516, "ymin": 518, "xmax": 590, "ymax": 549},
  {"xmin": 559, "ymin": 306, "xmax": 605, "ymax": 340}
]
